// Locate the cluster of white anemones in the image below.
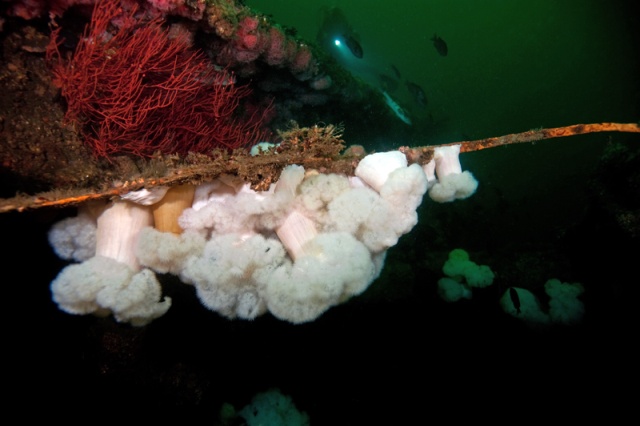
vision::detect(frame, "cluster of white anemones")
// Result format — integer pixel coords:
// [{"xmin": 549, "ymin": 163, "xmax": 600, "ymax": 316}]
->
[{"xmin": 48, "ymin": 147, "xmax": 477, "ymax": 325}]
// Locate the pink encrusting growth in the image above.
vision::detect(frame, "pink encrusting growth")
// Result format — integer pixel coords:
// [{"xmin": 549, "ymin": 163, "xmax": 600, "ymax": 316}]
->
[
  {"xmin": 5, "ymin": 0, "xmax": 208, "ymax": 20},
  {"xmin": 219, "ymin": 14, "xmax": 320, "ymax": 82},
  {"xmin": 237, "ymin": 16, "xmax": 260, "ymax": 49},
  {"xmin": 46, "ymin": 0, "xmax": 273, "ymax": 158},
  {"xmin": 290, "ymin": 45, "xmax": 314, "ymax": 78},
  {"xmin": 265, "ymin": 27, "xmax": 288, "ymax": 66}
]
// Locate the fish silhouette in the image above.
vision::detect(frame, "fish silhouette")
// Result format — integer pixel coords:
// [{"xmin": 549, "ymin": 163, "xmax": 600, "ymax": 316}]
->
[
  {"xmin": 381, "ymin": 91, "xmax": 412, "ymax": 125},
  {"xmin": 509, "ymin": 287, "xmax": 521, "ymax": 315},
  {"xmin": 342, "ymin": 33, "xmax": 363, "ymax": 58},
  {"xmin": 431, "ymin": 34, "xmax": 448, "ymax": 56},
  {"xmin": 405, "ymin": 81, "xmax": 427, "ymax": 107},
  {"xmin": 390, "ymin": 64, "xmax": 401, "ymax": 79}
]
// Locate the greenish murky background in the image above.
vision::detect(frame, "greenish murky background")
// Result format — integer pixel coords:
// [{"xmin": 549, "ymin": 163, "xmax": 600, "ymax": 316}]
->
[
  {"xmin": 247, "ymin": 0, "xmax": 639, "ymax": 249},
  {"xmin": 247, "ymin": 0, "xmax": 637, "ymax": 139}
]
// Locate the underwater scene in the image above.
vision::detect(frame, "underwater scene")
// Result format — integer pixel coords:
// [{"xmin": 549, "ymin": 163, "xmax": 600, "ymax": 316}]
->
[{"xmin": 1, "ymin": 0, "xmax": 638, "ymax": 422}]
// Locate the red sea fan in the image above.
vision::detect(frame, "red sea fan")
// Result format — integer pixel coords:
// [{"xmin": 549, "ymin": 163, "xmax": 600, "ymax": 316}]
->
[{"xmin": 46, "ymin": 0, "xmax": 272, "ymax": 158}]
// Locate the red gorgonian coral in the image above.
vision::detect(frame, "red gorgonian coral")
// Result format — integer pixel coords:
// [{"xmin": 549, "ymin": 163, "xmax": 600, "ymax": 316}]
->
[{"xmin": 46, "ymin": 0, "xmax": 273, "ymax": 158}]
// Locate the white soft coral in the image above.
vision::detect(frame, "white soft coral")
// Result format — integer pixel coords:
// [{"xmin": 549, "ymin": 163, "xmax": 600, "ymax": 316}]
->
[
  {"xmin": 48, "ymin": 202, "xmax": 102, "ymax": 262},
  {"xmin": 47, "ymin": 141, "xmax": 483, "ymax": 325},
  {"xmin": 49, "ymin": 200, "xmax": 171, "ymax": 326},
  {"xmin": 500, "ymin": 279, "xmax": 585, "ymax": 328},
  {"xmin": 263, "ymin": 232, "xmax": 377, "ymax": 324},
  {"xmin": 327, "ymin": 154, "xmax": 428, "ymax": 253},
  {"xmin": 427, "ymin": 144, "xmax": 478, "ymax": 203},
  {"xmin": 545, "ymin": 279, "xmax": 585, "ymax": 325},
  {"xmin": 136, "ymin": 228, "xmax": 206, "ymax": 275},
  {"xmin": 180, "ymin": 233, "xmax": 287, "ymax": 320},
  {"xmin": 51, "ymin": 254, "xmax": 171, "ymax": 326}
]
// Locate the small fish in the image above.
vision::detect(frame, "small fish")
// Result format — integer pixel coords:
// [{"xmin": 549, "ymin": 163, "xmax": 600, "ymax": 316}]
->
[
  {"xmin": 431, "ymin": 33, "xmax": 448, "ymax": 56},
  {"xmin": 283, "ymin": 25, "xmax": 298, "ymax": 37},
  {"xmin": 342, "ymin": 33, "xmax": 363, "ymax": 58},
  {"xmin": 509, "ymin": 287, "xmax": 521, "ymax": 315},
  {"xmin": 405, "ymin": 81, "xmax": 427, "ymax": 107},
  {"xmin": 381, "ymin": 91, "xmax": 412, "ymax": 125},
  {"xmin": 390, "ymin": 64, "xmax": 401, "ymax": 79}
]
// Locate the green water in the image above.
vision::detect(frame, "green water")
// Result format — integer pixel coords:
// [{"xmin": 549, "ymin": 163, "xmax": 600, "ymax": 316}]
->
[
  {"xmin": 247, "ymin": 0, "xmax": 639, "ymax": 248},
  {"xmin": 247, "ymin": 0, "xmax": 638, "ymax": 140}
]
